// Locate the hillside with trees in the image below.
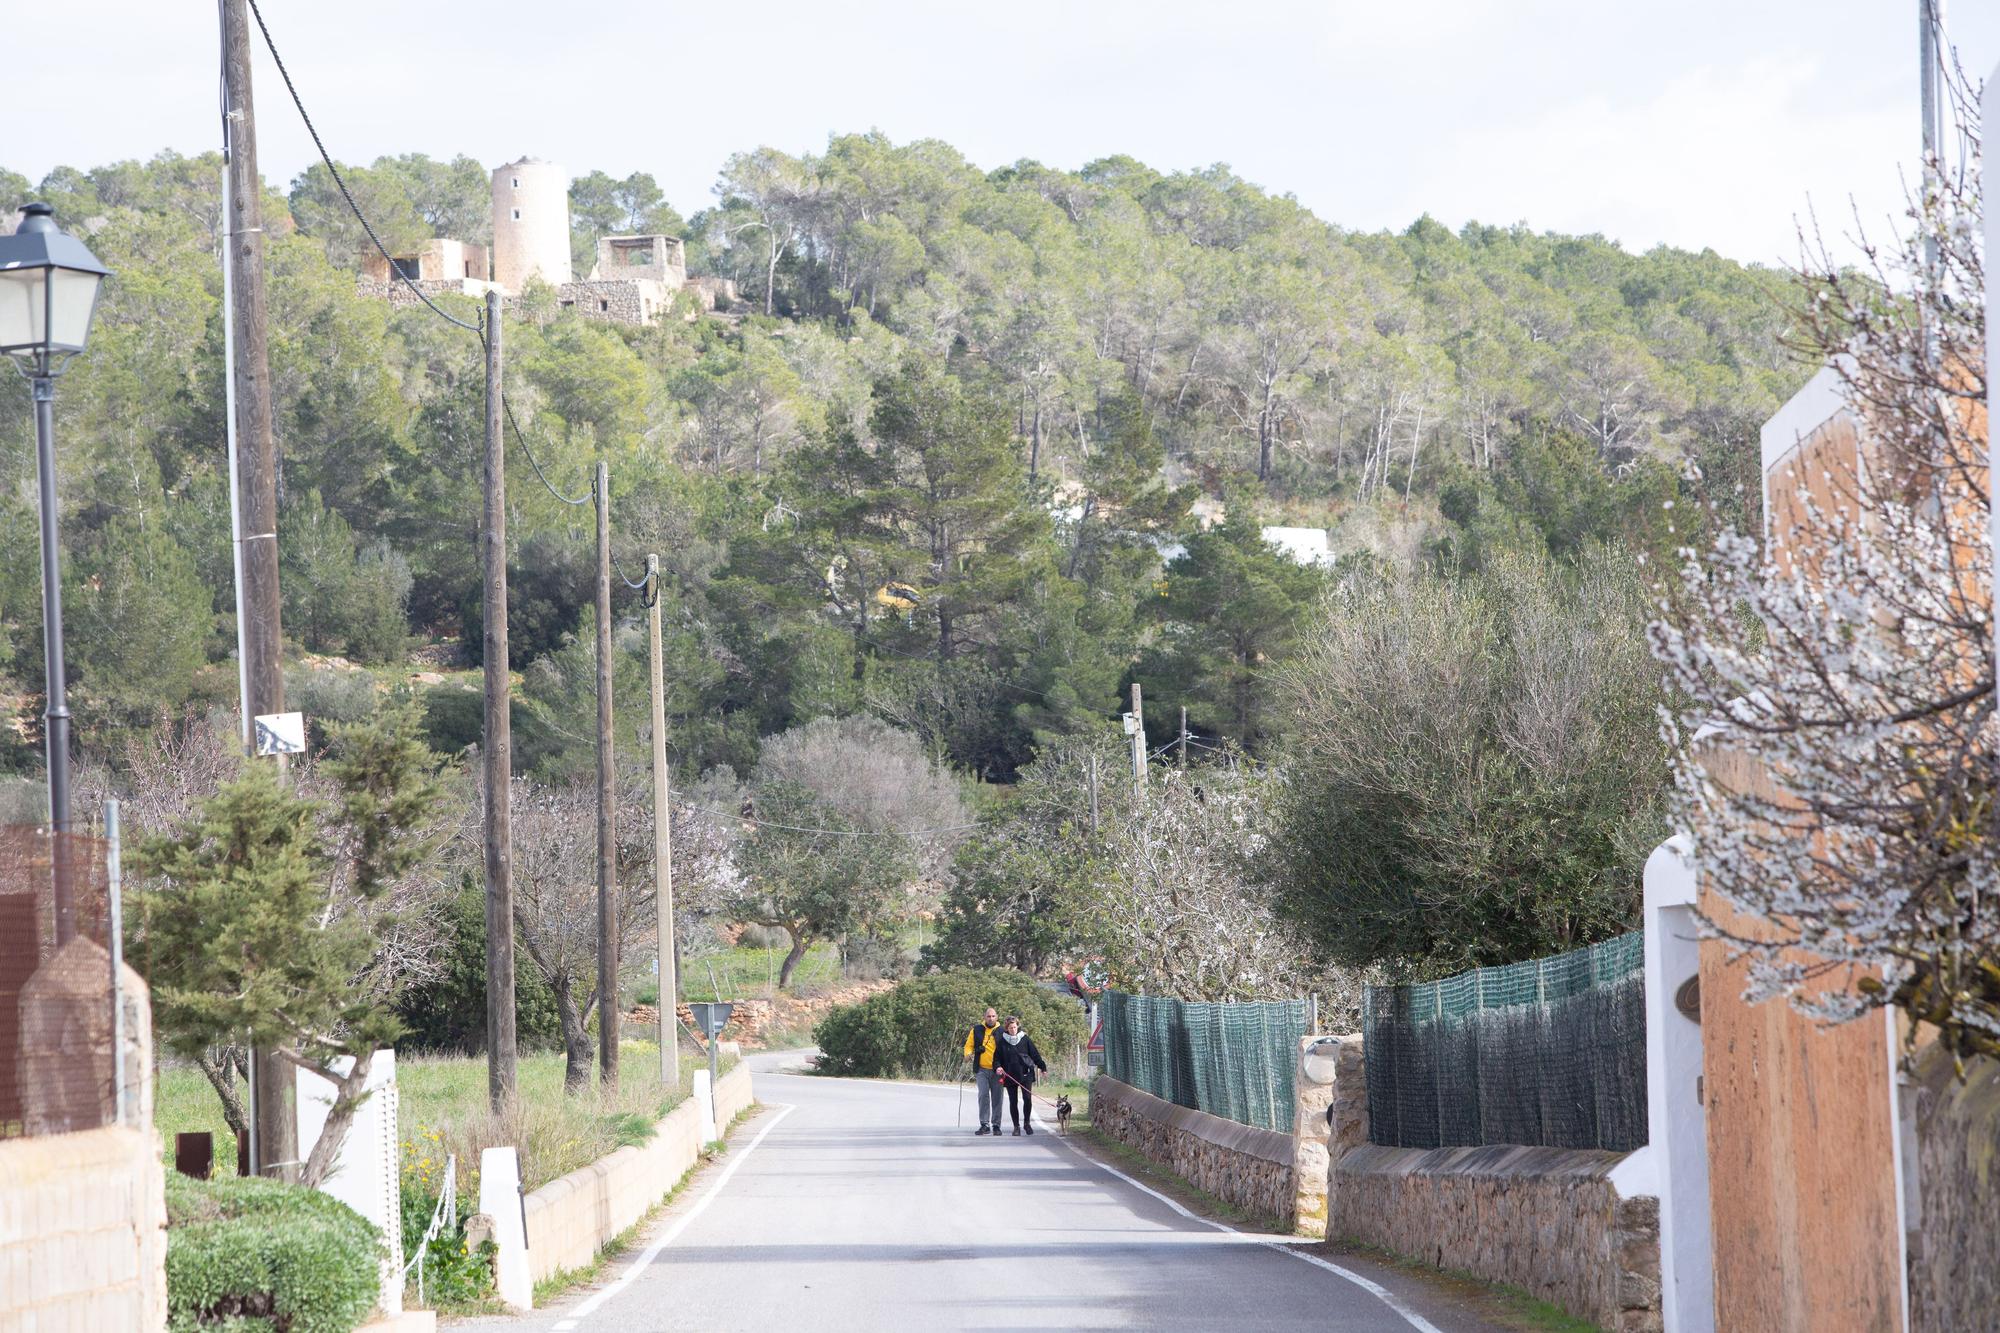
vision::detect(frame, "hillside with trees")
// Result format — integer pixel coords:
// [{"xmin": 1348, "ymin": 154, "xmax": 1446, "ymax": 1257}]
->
[{"xmin": 0, "ymin": 135, "xmax": 1812, "ymax": 1004}]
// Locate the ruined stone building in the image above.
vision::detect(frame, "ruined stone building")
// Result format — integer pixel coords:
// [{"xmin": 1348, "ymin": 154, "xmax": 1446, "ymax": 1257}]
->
[{"xmin": 358, "ymin": 156, "xmax": 732, "ymax": 326}]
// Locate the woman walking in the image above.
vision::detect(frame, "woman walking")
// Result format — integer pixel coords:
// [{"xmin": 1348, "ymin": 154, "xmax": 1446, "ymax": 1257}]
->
[{"xmin": 994, "ymin": 1015, "xmax": 1048, "ymax": 1136}]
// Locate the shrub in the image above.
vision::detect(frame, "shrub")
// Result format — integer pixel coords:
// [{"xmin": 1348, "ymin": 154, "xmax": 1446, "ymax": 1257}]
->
[
  {"xmin": 813, "ymin": 967, "xmax": 1088, "ymax": 1079},
  {"xmin": 165, "ymin": 1174, "xmax": 381, "ymax": 1333}
]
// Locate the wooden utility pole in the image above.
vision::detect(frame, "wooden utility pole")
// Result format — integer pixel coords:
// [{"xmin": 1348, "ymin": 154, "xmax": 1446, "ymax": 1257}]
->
[
  {"xmin": 1179, "ymin": 705, "xmax": 1189, "ymax": 769},
  {"xmin": 646, "ymin": 553, "xmax": 678, "ymax": 1089},
  {"xmin": 223, "ymin": 0, "xmax": 294, "ymax": 1182},
  {"xmin": 1128, "ymin": 682, "xmax": 1148, "ymax": 797},
  {"xmin": 481, "ymin": 290, "xmax": 517, "ymax": 1113},
  {"xmin": 595, "ymin": 461, "xmax": 619, "ymax": 1090}
]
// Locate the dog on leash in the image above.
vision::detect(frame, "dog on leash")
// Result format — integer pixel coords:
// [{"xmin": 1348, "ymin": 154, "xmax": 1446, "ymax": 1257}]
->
[{"xmin": 1054, "ymin": 1094, "xmax": 1073, "ymax": 1135}]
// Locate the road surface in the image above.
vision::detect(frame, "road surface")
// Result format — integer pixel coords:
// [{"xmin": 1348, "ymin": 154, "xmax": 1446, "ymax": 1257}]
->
[{"xmin": 483, "ymin": 1051, "xmax": 1500, "ymax": 1332}]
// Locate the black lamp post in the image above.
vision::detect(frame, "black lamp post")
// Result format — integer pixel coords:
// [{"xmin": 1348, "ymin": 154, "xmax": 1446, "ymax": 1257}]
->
[{"xmin": 1, "ymin": 203, "xmax": 110, "ymax": 945}]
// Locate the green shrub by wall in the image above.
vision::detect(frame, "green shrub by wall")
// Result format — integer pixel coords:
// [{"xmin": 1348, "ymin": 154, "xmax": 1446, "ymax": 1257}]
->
[
  {"xmin": 165, "ymin": 1174, "xmax": 381, "ymax": 1333},
  {"xmin": 814, "ymin": 967, "xmax": 1089, "ymax": 1079}
]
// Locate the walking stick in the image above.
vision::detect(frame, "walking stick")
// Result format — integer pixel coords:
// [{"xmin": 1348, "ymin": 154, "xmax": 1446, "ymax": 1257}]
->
[{"xmin": 954, "ymin": 1051, "xmax": 966, "ymax": 1127}]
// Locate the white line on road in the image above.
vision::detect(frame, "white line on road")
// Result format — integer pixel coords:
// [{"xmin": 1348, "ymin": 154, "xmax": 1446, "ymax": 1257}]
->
[
  {"xmin": 1034, "ymin": 1109, "xmax": 1447, "ymax": 1333},
  {"xmin": 554, "ymin": 1101, "xmax": 799, "ymax": 1330}
]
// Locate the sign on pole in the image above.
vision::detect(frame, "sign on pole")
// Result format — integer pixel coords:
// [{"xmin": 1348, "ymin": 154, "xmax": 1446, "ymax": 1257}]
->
[{"xmin": 253, "ymin": 711, "xmax": 305, "ymax": 756}]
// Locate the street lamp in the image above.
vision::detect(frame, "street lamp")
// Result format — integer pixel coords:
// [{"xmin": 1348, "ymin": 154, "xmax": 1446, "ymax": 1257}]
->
[{"xmin": 1, "ymin": 203, "xmax": 110, "ymax": 945}]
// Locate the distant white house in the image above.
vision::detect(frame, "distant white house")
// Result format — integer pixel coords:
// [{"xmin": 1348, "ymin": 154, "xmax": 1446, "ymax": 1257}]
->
[
  {"xmin": 1259, "ymin": 526, "xmax": 1335, "ymax": 567},
  {"xmin": 1155, "ymin": 525, "xmax": 1334, "ymax": 568}
]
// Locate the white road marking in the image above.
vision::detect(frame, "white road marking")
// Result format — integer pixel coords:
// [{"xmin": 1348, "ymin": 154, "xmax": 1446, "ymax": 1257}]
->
[
  {"xmin": 1033, "ymin": 1107, "xmax": 1447, "ymax": 1333},
  {"xmin": 560, "ymin": 1101, "xmax": 799, "ymax": 1328}
]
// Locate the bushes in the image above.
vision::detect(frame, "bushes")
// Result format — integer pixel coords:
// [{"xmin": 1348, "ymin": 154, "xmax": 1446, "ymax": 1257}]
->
[
  {"xmin": 814, "ymin": 967, "xmax": 1088, "ymax": 1079},
  {"xmin": 165, "ymin": 1174, "xmax": 381, "ymax": 1333}
]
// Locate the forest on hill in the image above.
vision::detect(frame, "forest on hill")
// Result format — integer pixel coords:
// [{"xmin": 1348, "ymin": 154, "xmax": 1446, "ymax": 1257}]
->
[{"xmin": 0, "ymin": 135, "xmax": 1814, "ymax": 986}]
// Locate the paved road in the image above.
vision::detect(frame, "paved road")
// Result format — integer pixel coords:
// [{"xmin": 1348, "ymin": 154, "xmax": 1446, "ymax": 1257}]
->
[{"xmin": 490, "ymin": 1052, "xmax": 1498, "ymax": 1332}]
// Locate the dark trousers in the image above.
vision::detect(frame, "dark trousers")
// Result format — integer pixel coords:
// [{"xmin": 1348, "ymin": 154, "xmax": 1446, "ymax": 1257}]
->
[{"xmin": 1004, "ymin": 1079, "xmax": 1032, "ymax": 1128}]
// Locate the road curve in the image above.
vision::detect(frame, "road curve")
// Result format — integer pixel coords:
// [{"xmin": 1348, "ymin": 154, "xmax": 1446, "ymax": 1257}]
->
[{"xmin": 484, "ymin": 1051, "xmax": 1499, "ymax": 1332}]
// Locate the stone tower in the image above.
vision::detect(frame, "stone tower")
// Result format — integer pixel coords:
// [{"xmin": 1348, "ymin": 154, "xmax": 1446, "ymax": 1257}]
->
[{"xmin": 491, "ymin": 157, "xmax": 572, "ymax": 292}]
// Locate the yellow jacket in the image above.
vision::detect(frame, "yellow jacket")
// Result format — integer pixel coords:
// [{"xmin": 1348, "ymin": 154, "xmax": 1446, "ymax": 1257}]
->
[{"xmin": 964, "ymin": 1021, "xmax": 1000, "ymax": 1070}]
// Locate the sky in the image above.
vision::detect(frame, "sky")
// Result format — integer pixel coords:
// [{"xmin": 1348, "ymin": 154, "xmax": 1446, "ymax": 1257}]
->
[{"xmin": 6, "ymin": 1, "xmax": 1998, "ymax": 268}]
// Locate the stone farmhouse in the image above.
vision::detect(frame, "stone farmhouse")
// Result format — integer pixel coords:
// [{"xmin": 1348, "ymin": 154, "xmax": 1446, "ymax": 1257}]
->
[{"xmin": 357, "ymin": 156, "xmax": 735, "ymax": 325}]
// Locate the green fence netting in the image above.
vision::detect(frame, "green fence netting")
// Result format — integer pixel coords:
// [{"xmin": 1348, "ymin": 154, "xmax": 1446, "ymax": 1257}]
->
[
  {"xmin": 1099, "ymin": 991, "xmax": 1309, "ymax": 1132},
  {"xmin": 1363, "ymin": 931, "xmax": 1647, "ymax": 1152}
]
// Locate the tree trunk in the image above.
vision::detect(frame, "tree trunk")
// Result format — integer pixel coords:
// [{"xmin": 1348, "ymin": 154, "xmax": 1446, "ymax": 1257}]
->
[
  {"xmin": 297, "ymin": 1048, "xmax": 375, "ymax": 1189},
  {"xmin": 777, "ymin": 930, "xmax": 812, "ymax": 990},
  {"xmin": 1257, "ymin": 383, "xmax": 1276, "ymax": 481},
  {"xmin": 552, "ymin": 978, "xmax": 595, "ymax": 1093},
  {"xmin": 1029, "ymin": 401, "xmax": 1042, "ymax": 480},
  {"xmin": 196, "ymin": 1047, "xmax": 249, "ymax": 1140}
]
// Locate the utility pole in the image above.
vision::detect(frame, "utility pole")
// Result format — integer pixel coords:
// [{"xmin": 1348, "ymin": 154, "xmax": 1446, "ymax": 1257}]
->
[
  {"xmin": 1919, "ymin": 0, "xmax": 1945, "ymax": 282},
  {"xmin": 647, "ymin": 553, "xmax": 678, "ymax": 1089},
  {"xmin": 223, "ymin": 0, "xmax": 294, "ymax": 1182},
  {"xmin": 595, "ymin": 461, "xmax": 619, "ymax": 1090},
  {"xmin": 481, "ymin": 290, "xmax": 517, "ymax": 1114},
  {"xmin": 1087, "ymin": 751, "xmax": 1100, "ymax": 835},
  {"xmin": 1131, "ymin": 683, "xmax": 1149, "ymax": 791},
  {"xmin": 1179, "ymin": 706, "xmax": 1189, "ymax": 769}
]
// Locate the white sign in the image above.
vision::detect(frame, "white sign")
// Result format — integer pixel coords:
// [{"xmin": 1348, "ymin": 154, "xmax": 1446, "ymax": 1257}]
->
[
  {"xmin": 1122, "ymin": 712, "xmax": 1140, "ymax": 735},
  {"xmin": 254, "ymin": 711, "xmax": 306, "ymax": 756}
]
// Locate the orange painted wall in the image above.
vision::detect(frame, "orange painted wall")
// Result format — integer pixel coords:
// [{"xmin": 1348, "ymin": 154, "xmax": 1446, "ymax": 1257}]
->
[{"xmin": 1697, "ymin": 408, "xmax": 1907, "ymax": 1331}]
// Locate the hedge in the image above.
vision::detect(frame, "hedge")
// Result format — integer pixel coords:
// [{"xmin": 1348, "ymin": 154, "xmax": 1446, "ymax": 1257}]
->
[
  {"xmin": 165, "ymin": 1174, "xmax": 381, "ymax": 1333},
  {"xmin": 814, "ymin": 967, "xmax": 1089, "ymax": 1079}
]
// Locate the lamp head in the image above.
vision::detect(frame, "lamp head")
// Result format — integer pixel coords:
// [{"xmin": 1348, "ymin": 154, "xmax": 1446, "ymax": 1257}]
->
[{"xmin": 0, "ymin": 203, "xmax": 111, "ymax": 375}]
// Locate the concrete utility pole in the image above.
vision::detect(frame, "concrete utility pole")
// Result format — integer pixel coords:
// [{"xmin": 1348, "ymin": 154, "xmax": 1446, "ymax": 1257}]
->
[
  {"xmin": 1920, "ymin": 0, "xmax": 1946, "ymax": 280},
  {"xmin": 222, "ymin": 0, "xmax": 294, "ymax": 1182},
  {"xmin": 596, "ymin": 461, "xmax": 619, "ymax": 1090},
  {"xmin": 647, "ymin": 553, "xmax": 678, "ymax": 1089},
  {"xmin": 1128, "ymin": 682, "xmax": 1148, "ymax": 797},
  {"xmin": 1179, "ymin": 706, "xmax": 1189, "ymax": 769},
  {"xmin": 1087, "ymin": 751, "xmax": 1100, "ymax": 835},
  {"xmin": 481, "ymin": 290, "xmax": 517, "ymax": 1114}
]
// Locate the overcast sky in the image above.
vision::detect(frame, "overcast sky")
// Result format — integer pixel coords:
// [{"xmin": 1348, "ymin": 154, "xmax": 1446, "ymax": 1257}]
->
[{"xmin": 9, "ymin": 1, "xmax": 1998, "ymax": 268}]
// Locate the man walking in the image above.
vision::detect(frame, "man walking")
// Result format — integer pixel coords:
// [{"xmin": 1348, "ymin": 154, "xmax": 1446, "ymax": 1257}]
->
[{"xmin": 963, "ymin": 1006, "xmax": 1002, "ymax": 1135}]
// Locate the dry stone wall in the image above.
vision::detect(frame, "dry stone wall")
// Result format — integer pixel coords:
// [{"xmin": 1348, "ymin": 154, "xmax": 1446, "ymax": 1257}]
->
[
  {"xmin": 1091, "ymin": 1076, "xmax": 1294, "ymax": 1226},
  {"xmin": 1907, "ymin": 1043, "xmax": 2000, "ymax": 1333},
  {"xmin": 1327, "ymin": 1033, "xmax": 1661, "ymax": 1332}
]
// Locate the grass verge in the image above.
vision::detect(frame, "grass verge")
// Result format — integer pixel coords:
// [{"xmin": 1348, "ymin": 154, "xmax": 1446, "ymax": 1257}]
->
[
  {"xmin": 157, "ymin": 1041, "xmax": 733, "ymax": 1196},
  {"xmin": 1321, "ymin": 1239, "xmax": 1607, "ymax": 1333}
]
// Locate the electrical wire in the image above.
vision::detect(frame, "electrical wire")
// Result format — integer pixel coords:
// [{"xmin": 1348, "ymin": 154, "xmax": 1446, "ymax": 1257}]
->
[
  {"xmin": 502, "ymin": 396, "xmax": 593, "ymax": 507},
  {"xmin": 677, "ymin": 802, "xmax": 982, "ymax": 840},
  {"xmin": 243, "ymin": 0, "xmax": 481, "ymax": 336}
]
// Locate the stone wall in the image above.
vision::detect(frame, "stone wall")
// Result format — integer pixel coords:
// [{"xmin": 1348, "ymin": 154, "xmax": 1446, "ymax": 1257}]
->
[
  {"xmin": 1, "ymin": 950, "xmax": 165, "ymax": 1330},
  {"xmin": 0, "ymin": 1126, "xmax": 168, "ymax": 1330},
  {"xmin": 1334, "ymin": 1145, "xmax": 1659, "ymax": 1332},
  {"xmin": 1091, "ymin": 1076, "xmax": 1294, "ymax": 1226},
  {"xmin": 520, "ymin": 1060, "xmax": 752, "ymax": 1284},
  {"xmin": 1907, "ymin": 1043, "xmax": 2000, "ymax": 1333},
  {"xmin": 1326, "ymin": 1034, "xmax": 1661, "ymax": 1332}
]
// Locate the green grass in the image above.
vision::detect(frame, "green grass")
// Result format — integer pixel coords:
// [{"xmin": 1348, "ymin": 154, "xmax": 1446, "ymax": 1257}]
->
[
  {"xmin": 679, "ymin": 942, "xmax": 842, "ymax": 1000},
  {"xmin": 157, "ymin": 1040, "xmax": 733, "ymax": 1197}
]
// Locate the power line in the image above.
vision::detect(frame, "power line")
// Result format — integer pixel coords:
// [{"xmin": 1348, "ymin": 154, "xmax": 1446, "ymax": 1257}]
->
[
  {"xmin": 243, "ymin": 0, "xmax": 481, "ymax": 336},
  {"xmin": 677, "ymin": 802, "xmax": 982, "ymax": 840},
  {"xmin": 502, "ymin": 396, "xmax": 593, "ymax": 507}
]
